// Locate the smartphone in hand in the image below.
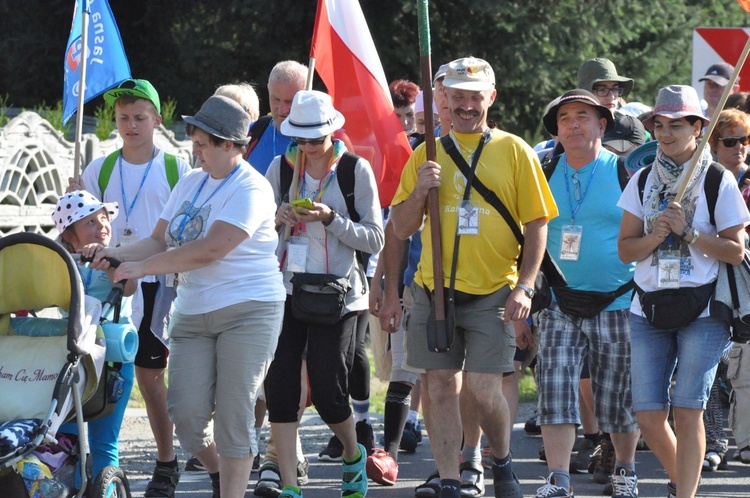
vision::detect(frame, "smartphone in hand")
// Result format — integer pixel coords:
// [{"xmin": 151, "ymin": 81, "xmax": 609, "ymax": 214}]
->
[{"xmin": 291, "ymin": 198, "xmax": 314, "ymax": 213}]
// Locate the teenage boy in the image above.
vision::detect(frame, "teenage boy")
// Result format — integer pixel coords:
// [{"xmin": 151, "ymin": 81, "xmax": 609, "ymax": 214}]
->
[{"xmin": 69, "ymin": 78, "xmax": 191, "ymax": 498}]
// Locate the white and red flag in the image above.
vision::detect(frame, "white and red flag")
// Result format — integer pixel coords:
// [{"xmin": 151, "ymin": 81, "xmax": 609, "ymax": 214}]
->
[{"xmin": 311, "ymin": 0, "xmax": 412, "ymax": 207}]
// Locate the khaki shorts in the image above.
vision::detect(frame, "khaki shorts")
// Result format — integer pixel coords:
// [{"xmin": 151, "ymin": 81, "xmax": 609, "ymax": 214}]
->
[{"xmin": 404, "ymin": 283, "xmax": 515, "ymax": 373}]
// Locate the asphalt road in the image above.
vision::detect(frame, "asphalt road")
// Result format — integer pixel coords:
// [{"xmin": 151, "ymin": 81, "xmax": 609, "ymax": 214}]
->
[{"xmin": 119, "ymin": 405, "xmax": 750, "ymax": 498}]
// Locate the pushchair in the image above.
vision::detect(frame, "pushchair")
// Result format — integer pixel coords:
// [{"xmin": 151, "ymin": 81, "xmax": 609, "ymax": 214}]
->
[{"xmin": 0, "ymin": 232, "xmax": 133, "ymax": 497}]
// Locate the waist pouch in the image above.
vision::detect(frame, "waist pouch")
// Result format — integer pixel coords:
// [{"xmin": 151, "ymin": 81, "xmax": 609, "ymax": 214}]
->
[
  {"xmin": 553, "ymin": 280, "xmax": 634, "ymax": 319},
  {"xmin": 291, "ymin": 273, "xmax": 351, "ymax": 325},
  {"xmin": 636, "ymin": 282, "xmax": 715, "ymax": 330}
]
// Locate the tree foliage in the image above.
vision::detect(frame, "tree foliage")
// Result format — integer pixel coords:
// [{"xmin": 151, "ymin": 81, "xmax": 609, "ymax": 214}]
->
[{"xmin": 0, "ymin": 0, "xmax": 747, "ymax": 143}]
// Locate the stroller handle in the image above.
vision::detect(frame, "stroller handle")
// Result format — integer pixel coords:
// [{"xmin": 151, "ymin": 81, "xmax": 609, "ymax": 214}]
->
[{"xmin": 73, "ymin": 255, "xmax": 126, "ymax": 323}]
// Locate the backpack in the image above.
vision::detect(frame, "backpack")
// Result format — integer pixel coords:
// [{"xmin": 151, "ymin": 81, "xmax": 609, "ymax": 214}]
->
[
  {"xmin": 279, "ymin": 151, "xmax": 370, "ymax": 268},
  {"xmin": 244, "ymin": 115, "xmax": 274, "ymax": 159},
  {"xmin": 636, "ymin": 162, "xmax": 724, "ymax": 226},
  {"xmin": 542, "ymin": 153, "xmax": 630, "ymax": 191},
  {"xmin": 98, "ymin": 149, "xmax": 179, "ymax": 194}
]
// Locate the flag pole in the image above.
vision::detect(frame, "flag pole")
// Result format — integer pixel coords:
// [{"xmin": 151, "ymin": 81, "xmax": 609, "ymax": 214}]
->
[
  {"xmin": 417, "ymin": 0, "xmax": 448, "ymax": 352},
  {"xmin": 676, "ymin": 36, "xmax": 750, "ymax": 202},
  {"xmin": 284, "ymin": 58, "xmax": 316, "ymax": 242},
  {"xmin": 72, "ymin": 7, "xmax": 90, "ymax": 180}
]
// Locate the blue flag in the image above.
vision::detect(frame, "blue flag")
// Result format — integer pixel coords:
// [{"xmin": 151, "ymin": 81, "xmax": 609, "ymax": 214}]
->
[{"xmin": 63, "ymin": 0, "xmax": 131, "ymax": 125}]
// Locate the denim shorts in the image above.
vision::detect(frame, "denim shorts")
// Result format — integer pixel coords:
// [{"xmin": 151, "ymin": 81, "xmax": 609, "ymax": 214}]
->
[{"xmin": 630, "ymin": 313, "xmax": 729, "ymax": 411}]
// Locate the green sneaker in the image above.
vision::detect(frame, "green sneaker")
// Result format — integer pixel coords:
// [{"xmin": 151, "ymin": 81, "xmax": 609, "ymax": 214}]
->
[
  {"xmin": 279, "ymin": 485, "xmax": 303, "ymax": 498},
  {"xmin": 341, "ymin": 443, "xmax": 368, "ymax": 498}
]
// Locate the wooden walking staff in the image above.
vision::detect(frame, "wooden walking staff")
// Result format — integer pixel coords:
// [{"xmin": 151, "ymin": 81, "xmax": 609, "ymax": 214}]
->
[
  {"xmin": 284, "ymin": 58, "xmax": 317, "ymax": 242},
  {"xmin": 676, "ymin": 8, "xmax": 750, "ymax": 202},
  {"xmin": 417, "ymin": 0, "xmax": 448, "ymax": 352}
]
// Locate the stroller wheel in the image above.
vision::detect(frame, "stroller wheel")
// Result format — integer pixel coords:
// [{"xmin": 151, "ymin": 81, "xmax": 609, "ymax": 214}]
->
[{"xmin": 92, "ymin": 465, "xmax": 131, "ymax": 498}]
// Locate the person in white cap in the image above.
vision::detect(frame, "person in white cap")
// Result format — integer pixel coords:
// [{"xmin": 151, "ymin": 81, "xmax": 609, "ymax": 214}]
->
[{"xmin": 391, "ymin": 56, "xmax": 557, "ymax": 498}]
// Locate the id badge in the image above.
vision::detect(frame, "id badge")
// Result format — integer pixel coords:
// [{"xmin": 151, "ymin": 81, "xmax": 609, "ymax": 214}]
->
[
  {"xmin": 657, "ymin": 250, "xmax": 681, "ymax": 288},
  {"xmin": 458, "ymin": 201, "xmax": 479, "ymax": 235},
  {"xmin": 286, "ymin": 236, "xmax": 309, "ymax": 273},
  {"xmin": 560, "ymin": 225, "xmax": 583, "ymax": 261},
  {"xmin": 120, "ymin": 227, "xmax": 139, "ymax": 245},
  {"xmin": 166, "ymin": 273, "xmax": 178, "ymax": 288}
]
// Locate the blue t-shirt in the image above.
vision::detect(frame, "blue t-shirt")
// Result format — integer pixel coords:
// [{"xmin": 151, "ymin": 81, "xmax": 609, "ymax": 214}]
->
[
  {"xmin": 80, "ymin": 265, "xmax": 132, "ymax": 324},
  {"xmin": 246, "ymin": 120, "xmax": 292, "ymax": 176},
  {"xmin": 404, "ymin": 230, "xmax": 422, "ymax": 288},
  {"xmin": 546, "ymin": 150, "xmax": 634, "ymax": 311}
]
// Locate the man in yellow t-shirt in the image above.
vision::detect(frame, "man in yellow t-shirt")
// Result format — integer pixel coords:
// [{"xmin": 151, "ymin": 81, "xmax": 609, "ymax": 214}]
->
[{"xmin": 390, "ymin": 57, "xmax": 557, "ymax": 498}]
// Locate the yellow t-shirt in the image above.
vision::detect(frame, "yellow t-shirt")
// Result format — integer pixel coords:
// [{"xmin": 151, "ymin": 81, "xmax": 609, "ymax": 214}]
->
[{"xmin": 391, "ymin": 129, "xmax": 558, "ymax": 295}]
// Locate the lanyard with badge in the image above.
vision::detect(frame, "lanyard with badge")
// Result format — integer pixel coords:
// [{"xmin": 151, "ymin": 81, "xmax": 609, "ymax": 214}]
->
[
  {"xmin": 451, "ymin": 130, "xmax": 490, "ymax": 236},
  {"xmin": 118, "ymin": 147, "xmax": 156, "ymax": 245},
  {"xmin": 656, "ymin": 190, "xmax": 681, "ymax": 288},
  {"xmin": 166, "ymin": 165, "xmax": 241, "ymax": 287},
  {"xmin": 559, "ymin": 158, "xmax": 599, "ymax": 261}
]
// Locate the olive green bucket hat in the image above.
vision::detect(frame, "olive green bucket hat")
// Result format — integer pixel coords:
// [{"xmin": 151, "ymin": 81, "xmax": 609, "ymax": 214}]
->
[{"xmin": 577, "ymin": 58, "xmax": 634, "ymax": 98}]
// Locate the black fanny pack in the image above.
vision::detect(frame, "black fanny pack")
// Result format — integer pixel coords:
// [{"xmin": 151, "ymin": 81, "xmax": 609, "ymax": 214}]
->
[
  {"xmin": 291, "ymin": 273, "xmax": 351, "ymax": 325},
  {"xmin": 553, "ymin": 280, "xmax": 634, "ymax": 319},
  {"xmin": 636, "ymin": 282, "xmax": 715, "ymax": 330}
]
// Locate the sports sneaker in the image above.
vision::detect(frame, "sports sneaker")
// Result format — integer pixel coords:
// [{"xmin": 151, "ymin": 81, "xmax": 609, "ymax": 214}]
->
[
  {"xmin": 569, "ymin": 438, "xmax": 596, "ymax": 474},
  {"xmin": 185, "ymin": 456, "xmax": 206, "ymax": 472},
  {"xmin": 702, "ymin": 451, "xmax": 727, "ymax": 472},
  {"xmin": 366, "ymin": 448, "xmax": 398, "ymax": 485},
  {"xmin": 144, "ymin": 463, "xmax": 180, "ymax": 498},
  {"xmin": 251, "ymin": 454, "xmax": 261, "ymax": 474},
  {"xmin": 592, "ymin": 439, "xmax": 615, "ymax": 484},
  {"xmin": 319, "ymin": 435, "xmax": 344, "ymax": 462},
  {"xmin": 355, "ymin": 420, "xmax": 376, "ymax": 456},
  {"xmin": 400, "ymin": 421, "xmax": 419, "ymax": 453},
  {"xmin": 254, "ymin": 461, "xmax": 282, "ymax": 497},
  {"xmin": 525, "ymin": 411, "xmax": 542, "ymax": 435},
  {"xmin": 342, "ymin": 443, "xmax": 368, "ymax": 498},
  {"xmin": 297, "ymin": 457, "xmax": 310, "ymax": 486},
  {"xmin": 534, "ymin": 473, "xmax": 573, "ymax": 498},
  {"xmin": 667, "ymin": 482, "xmax": 677, "ymax": 498},
  {"xmin": 610, "ymin": 468, "xmax": 638, "ymax": 497},
  {"xmin": 278, "ymin": 487, "xmax": 303, "ymax": 498}
]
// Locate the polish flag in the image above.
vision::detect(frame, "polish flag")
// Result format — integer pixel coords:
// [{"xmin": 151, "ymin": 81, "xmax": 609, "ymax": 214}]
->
[{"xmin": 311, "ymin": 0, "xmax": 412, "ymax": 207}]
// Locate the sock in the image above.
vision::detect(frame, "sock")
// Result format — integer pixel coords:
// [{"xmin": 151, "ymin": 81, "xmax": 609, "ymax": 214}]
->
[
  {"xmin": 343, "ymin": 447, "xmax": 362, "ymax": 464},
  {"xmin": 491, "ymin": 452, "xmax": 513, "ymax": 480},
  {"xmin": 461, "ymin": 444, "xmax": 481, "ymax": 467},
  {"xmin": 209, "ymin": 471, "xmax": 220, "ymax": 490},
  {"xmin": 407, "ymin": 409, "xmax": 419, "ymax": 425},
  {"xmin": 296, "ymin": 435, "xmax": 304, "ymax": 462},
  {"xmin": 352, "ymin": 398, "xmax": 370, "ymax": 423},
  {"xmin": 584, "ymin": 432, "xmax": 600, "ymax": 445},
  {"xmin": 156, "ymin": 458, "xmax": 178, "ymax": 469},
  {"xmin": 551, "ymin": 469, "xmax": 570, "ymax": 490},
  {"xmin": 383, "ymin": 382, "xmax": 411, "ymax": 457},
  {"xmin": 439, "ymin": 478, "xmax": 461, "ymax": 498},
  {"xmin": 615, "ymin": 460, "xmax": 636, "ymax": 474},
  {"xmin": 282, "ymin": 485, "xmax": 301, "ymax": 494}
]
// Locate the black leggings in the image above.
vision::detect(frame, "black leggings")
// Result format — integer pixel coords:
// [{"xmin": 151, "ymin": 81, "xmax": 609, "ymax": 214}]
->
[
  {"xmin": 265, "ymin": 299, "xmax": 358, "ymax": 424},
  {"xmin": 349, "ymin": 310, "xmax": 371, "ymax": 401}
]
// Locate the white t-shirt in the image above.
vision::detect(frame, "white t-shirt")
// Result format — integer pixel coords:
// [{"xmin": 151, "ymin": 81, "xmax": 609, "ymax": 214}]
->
[
  {"xmin": 160, "ymin": 162, "xmax": 286, "ymax": 314},
  {"xmin": 82, "ymin": 150, "xmax": 192, "ymax": 247},
  {"xmin": 618, "ymin": 166, "xmax": 750, "ymax": 317}
]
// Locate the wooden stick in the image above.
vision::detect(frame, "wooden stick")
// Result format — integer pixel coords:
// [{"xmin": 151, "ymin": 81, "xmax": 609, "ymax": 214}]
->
[
  {"xmin": 676, "ymin": 37, "xmax": 750, "ymax": 202},
  {"xmin": 284, "ymin": 57, "xmax": 316, "ymax": 242}
]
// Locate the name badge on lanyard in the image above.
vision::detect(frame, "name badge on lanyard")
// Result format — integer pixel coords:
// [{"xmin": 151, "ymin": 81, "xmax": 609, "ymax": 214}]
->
[{"xmin": 560, "ymin": 225, "xmax": 583, "ymax": 261}]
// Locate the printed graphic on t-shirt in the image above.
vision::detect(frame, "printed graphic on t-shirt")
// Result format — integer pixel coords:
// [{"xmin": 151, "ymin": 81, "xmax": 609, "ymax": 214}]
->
[{"xmin": 166, "ymin": 201, "xmax": 212, "ymax": 247}]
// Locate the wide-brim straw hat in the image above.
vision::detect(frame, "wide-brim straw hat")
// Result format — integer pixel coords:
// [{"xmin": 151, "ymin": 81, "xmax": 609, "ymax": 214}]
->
[{"xmin": 280, "ymin": 90, "xmax": 345, "ymax": 139}]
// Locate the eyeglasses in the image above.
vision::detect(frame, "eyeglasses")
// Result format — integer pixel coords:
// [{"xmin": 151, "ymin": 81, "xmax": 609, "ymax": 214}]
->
[
  {"xmin": 292, "ymin": 137, "xmax": 327, "ymax": 146},
  {"xmin": 571, "ymin": 171, "xmax": 581, "ymax": 202},
  {"xmin": 718, "ymin": 135, "xmax": 750, "ymax": 147},
  {"xmin": 592, "ymin": 86, "xmax": 623, "ymax": 98}
]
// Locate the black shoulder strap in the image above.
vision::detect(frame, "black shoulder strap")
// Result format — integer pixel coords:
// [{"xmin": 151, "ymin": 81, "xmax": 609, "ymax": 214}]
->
[
  {"xmin": 336, "ymin": 151, "xmax": 360, "ymax": 222},
  {"xmin": 541, "ymin": 154, "xmax": 560, "ymax": 181},
  {"xmin": 637, "ymin": 165, "xmax": 652, "ymax": 204},
  {"xmin": 244, "ymin": 116, "xmax": 274, "ymax": 158},
  {"xmin": 279, "ymin": 155, "xmax": 294, "ymax": 203},
  {"xmin": 705, "ymin": 162, "xmax": 724, "ymax": 227}
]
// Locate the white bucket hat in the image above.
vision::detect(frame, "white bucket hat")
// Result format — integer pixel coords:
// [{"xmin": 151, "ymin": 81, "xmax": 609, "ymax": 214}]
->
[
  {"xmin": 53, "ymin": 190, "xmax": 118, "ymax": 234},
  {"xmin": 280, "ymin": 90, "xmax": 345, "ymax": 139}
]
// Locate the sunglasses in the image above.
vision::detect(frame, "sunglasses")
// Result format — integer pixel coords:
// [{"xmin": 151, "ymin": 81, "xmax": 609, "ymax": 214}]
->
[
  {"xmin": 292, "ymin": 137, "xmax": 327, "ymax": 146},
  {"xmin": 718, "ymin": 135, "xmax": 750, "ymax": 147}
]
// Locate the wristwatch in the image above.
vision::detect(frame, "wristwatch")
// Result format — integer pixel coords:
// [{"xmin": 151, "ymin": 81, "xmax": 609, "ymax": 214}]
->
[
  {"xmin": 688, "ymin": 227, "xmax": 700, "ymax": 245},
  {"xmin": 517, "ymin": 282, "xmax": 535, "ymax": 299}
]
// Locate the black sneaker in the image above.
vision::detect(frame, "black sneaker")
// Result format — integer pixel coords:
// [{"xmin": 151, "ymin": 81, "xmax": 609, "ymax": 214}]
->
[
  {"xmin": 185, "ymin": 456, "xmax": 206, "ymax": 472},
  {"xmin": 144, "ymin": 463, "xmax": 180, "ymax": 498},
  {"xmin": 355, "ymin": 420, "xmax": 376, "ymax": 456},
  {"xmin": 319, "ymin": 435, "xmax": 344, "ymax": 461},
  {"xmin": 251, "ymin": 454, "xmax": 261, "ymax": 474},
  {"xmin": 525, "ymin": 412, "xmax": 541, "ymax": 435},
  {"xmin": 399, "ymin": 421, "xmax": 419, "ymax": 453},
  {"xmin": 569, "ymin": 437, "xmax": 596, "ymax": 474}
]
